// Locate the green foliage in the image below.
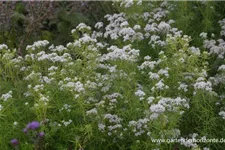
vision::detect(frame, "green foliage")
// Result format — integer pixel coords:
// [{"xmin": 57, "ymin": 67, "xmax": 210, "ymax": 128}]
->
[
  {"xmin": 0, "ymin": 1, "xmax": 117, "ymax": 55},
  {"xmin": 0, "ymin": 1, "xmax": 225, "ymax": 150}
]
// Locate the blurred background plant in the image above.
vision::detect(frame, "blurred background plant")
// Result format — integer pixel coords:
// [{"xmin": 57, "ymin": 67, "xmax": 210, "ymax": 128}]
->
[{"xmin": 0, "ymin": 1, "xmax": 117, "ymax": 56}]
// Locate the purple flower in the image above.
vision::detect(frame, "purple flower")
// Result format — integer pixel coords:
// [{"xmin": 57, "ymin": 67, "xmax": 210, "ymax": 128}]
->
[
  {"xmin": 38, "ymin": 132, "xmax": 45, "ymax": 137},
  {"xmin": 23, "ymin": 128, "xmax": 28, "ymax": 133},
  {"xmin": 26, "ymin": 121, "xmax": 40, "ymax": 130},
  {"xmin": 10, "ymin": 139, "xmax": 19, "ymax": 146}
]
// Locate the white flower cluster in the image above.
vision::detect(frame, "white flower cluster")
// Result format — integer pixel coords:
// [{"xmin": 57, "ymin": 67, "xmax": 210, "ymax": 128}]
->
[
  {"xmin": 0, "ymin": 91, "xmax": 13, "ymax": 101},
  {"xmin": 218, "ymin": 65, "xmax": 225, "ymax": 71},
  {"xmin": 84, "ymin": 80, "xmax": 98, "ymax": 90},
  {"xmin": 101, "ymin": 114, "xmax": 123, "ymax": 136},
  {"xmin": 94, "ymin": 1, "xmax": 178, "ymax": 51},
  {"xmin": 149, "ymin": 97, "xmax": 189, "ymax": 119},
  {"xmin": 86, "ymin": 108, "xmax": 98, "ymax": 115},
  {"xmin": 159, "ymin": 97, "xmax": 189, "ymax": 111},
  {"xmin": 71, "ymin": 23, "xmax": 92, "ymax": 34},
  {"xmin": 32, "ymin": 84, "xmax": 44, "ymax": 92},
  {"xmin": 104, "ymin": 114, "xmax": 122, "ymax": 124},
  {"xmin": 103, "ymin": 13, "xmax": 144, "ymax": 42},
  {"xmin": 112, "ymin": 0, "xmax": 142, "ymax": 9},
  {"xmin": 204, "ymin": 39, "xmax": 225, "ymax": 58},
  {"xmin": 1, "ymin": 49, "xmax": 15, "ymax": 60},
  {"xmin": 135, "ymin": 89, "xmax": 146, "ymax": 100},
  {"xmin": 158, "ymin": 21, "xmax": 171, "ymax": 33},
  {"xmin": 179, "ymin": 137, "xmax": 198, "ymax": 148},
  {"xmin": 59, "ymin": 104, "xmax": 71, "ymax": 112},
  {"xmin": 178, "ymin": 82, "xmax": 188, "ymax": 92},
  {"xmin": 39, "ymin": 94, "xmax": 49, "ymax": 102},
  {"xmin": 120, "ymin": 0, "xmax": 134, "ymax": 8},
  {"xmin": 26, "ymin": 40, "xmax": 49, "ymax": 51},
  {"xmin": 179, "ymin": 134, "xmax": 209, "ymax": 149},
  {"xmin": 158, "ymin": 67, "xmax": 169, "ymax": 78},
  {"xmin": 147, "ymin": 96, "xmax": 155, "ymax": 104},
  {"xmin": 95, "ymin": 22, "xmax": 104, "ymax": 29},
  {"xmin": 98, "ymin": 123, "xmax": 106, "ymax": 132},
  {"xmin": 128, "ymin": 118, "xmax": 149, "ymax": 136},
  {"xmin": 219, "ymin": 18, "xmax": 225, "ymax": 36},
  {"xmin": 203, "ymin": 18, "xmax": 225, "ymax": 59},
  {"xmin": 59, "ymin": 80, "xmax": 85, "ymax": 93},
  {"xmin": 24, "ymin": 71, "xmax": 42, "ymax": 81},
  {"xmin": 211, "ymin": 65, "xmax": 225, "ymax": 86},
  {"xmin": 10, "ymin": 56, "xmax": 23, "ymax": 68},
  {"xmin": 104, "ymin": 13, "xmax": 127, "ymax": 40},
  {"xmin": 36, "ymin": 51, "xmax": 72, "ymax": 63},
  {"xmin": 193, "ymin": 77, "xmax": 212, "ymax": 92},
  {"xmin": 151, "ymin": 79, "xmax": 169, "ymax": 91},
  {"xmin": 98, "ymin": 93, "xmax": 122, "ymax": 110},
  {"xmin": 13, "ymin": 121, "xmax": 18, "ymax": 126},
  {"xmin": 79, "ymin": 34, "xmax": 97, "ymax": 45},
  {"xmin": 200, "ymin": 32, "xmax": 207, "ymax": 39},
  {"xmin": 119, "ymin": 26, "xmax": 144, "ymax": 42},
  {"xmin": 138, "ymin": 56, "xmax": 161, "ymax": 71},
  {"xmin": 49, "ymin": 45, "xmax": 67, "ymax": 52},
  {"xmin": 188, "ymin": 46, "xmax": 201, "ymax": 56},
  {"xmin": 219, "ymin": 111, "xmax": 225, "ymax": 119},
  {"xmin": 150, "ymin": 104, "xmax": 165, "ymax": 113},
  {"xmin": 0, "ymin": 44, "xmax": 8, "ymax": 50},
  {"xmin": 100, "ymin": 45, "xmax": 140, "ymax": 62},
  {"xmin": 61, "ymin": 119, "xmax": 73, "ymax": 127},
  {"xmin": 24, "ymin": 50, "xmax": 72, "ymax": 64},
  {"xmin": 103, "ymin": 93, "xmax": 123, "ymax": 100},
  {"xmin": 0, "ymin": 91, "xmax": 13, "ymax": 112}
]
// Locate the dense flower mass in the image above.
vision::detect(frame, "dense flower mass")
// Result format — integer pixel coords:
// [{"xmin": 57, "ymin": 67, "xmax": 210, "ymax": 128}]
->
[{"xmin": 0, "ymin": 1, "xmax": 225, "ymax": 150}]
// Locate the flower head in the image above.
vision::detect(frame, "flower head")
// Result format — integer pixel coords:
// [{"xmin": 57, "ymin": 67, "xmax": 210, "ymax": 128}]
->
[
  {"xmin": 38, "ymin": 132, "xmax": 45, "ymax": 137},
  {"xmin": 23, "ymin": 128, "xmax": 28, "ymax": 133},
  {"xmin": 10, "ymin": 139, "xmax": 19, "ymax": 146},
  {"xmin": 25, "ymin": 121, "xmax": 40, "ymax": 131},
  {"xmin": 26, "ymin": 121, "xmax": 40, "ymax": 130}
]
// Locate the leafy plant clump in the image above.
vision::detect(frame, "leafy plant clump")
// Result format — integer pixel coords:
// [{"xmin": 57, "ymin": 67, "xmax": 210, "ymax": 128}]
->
[
  {"xmin": 0, "ymin": 1, "xmax": 116, "ymax": 55},
  {"xmin": 0, "ymin": 1, "xmax": 225, "ymax": 150}
]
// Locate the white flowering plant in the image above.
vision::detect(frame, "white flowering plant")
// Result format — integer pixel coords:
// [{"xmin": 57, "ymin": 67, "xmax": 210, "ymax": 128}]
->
[{"xmin": 0, "ymin": 1, "xmax": 225, "ymax": 150}]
